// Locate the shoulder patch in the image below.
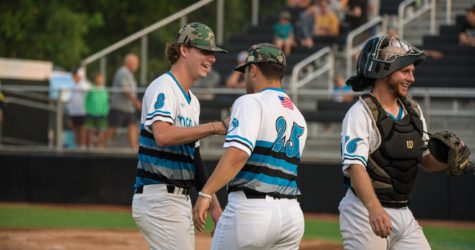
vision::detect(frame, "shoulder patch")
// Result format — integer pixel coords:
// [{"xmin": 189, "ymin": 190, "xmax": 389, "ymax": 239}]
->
[
  {"xmin": 154, "ymin": 93, "xmax": 165, "ymax": 109},
  {"xmin": 229, "ymin": 118, "xmax": 239, "ymax": 133},
  {"xmin": 346, "ymin": 137, "xmax": 363, "ymax": 154}
]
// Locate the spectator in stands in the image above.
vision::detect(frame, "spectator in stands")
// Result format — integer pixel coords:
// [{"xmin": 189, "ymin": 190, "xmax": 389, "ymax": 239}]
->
[
  {"xmin": 333, "ymin": 73, "xmax": 354, "ymax": 102},
  {"xmin": 274, "ymin": 11, "xmax": 295, "ymax": 55},
  {"xmin": 314, "ymin": 0, "xmax": 340, "ymax": 37},
  {"xmin": 298, "ymin": 3, "xmax": 318, "ymax": 48},
  {"xmin": 108, "ymin": 53, "xmax": 141, "ymax": 152},
  {"xmin": 285, "ymin": 0, "xmax": 309, "ymax": 39},
  {"xmin": 341, "ymin": 0, "xmax": 368, "ymax": 32},
  {"xmin": 67, "ymin": 68, "xmax": 88, "ymax": 149},
  {"xmin": 225, "ymin": 51, "xmax": 248, "ymax": 89},
  {"xmin": 459, "ymin": 5, "xmax": 475, "ymax": 47},
  {"xmin": 85, "ymin": 72, "xmax": 109, "ymax": 149},
  {"xmin": 329, "ymin": 0, "xmax": 346, "ymax": 20}
]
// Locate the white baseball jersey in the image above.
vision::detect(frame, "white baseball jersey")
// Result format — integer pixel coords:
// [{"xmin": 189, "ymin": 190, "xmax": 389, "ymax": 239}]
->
[
  {"xmin": 339, "ymin": 96, "xmax": 431, "ymax": 250},
  {"xmin": 136, "ymin": 71, "xmax": 200, "ymax": 189},
  {"xmin": 224, "ymin": 88, "xmax": 307, "ymax": 197},
  {"xmin": 133, "ymin": 71, "xmax": 199, "ymax": 250},
  {"xmin": 340, "ymin": 96, "xmax": 430, "ymax": 175},
  {"xmin": 212, "ymin": 88, "xmax": 307, "ymax": 250}
]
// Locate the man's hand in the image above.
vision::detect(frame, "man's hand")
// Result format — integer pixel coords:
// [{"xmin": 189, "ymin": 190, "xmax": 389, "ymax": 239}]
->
[
  {"xmin": 210, "ymin": 119, "xmax": 228, "ymax": 135},
  {"xmin": 209, "ymin": 200, "xmax": 222, "ymax": 236},
  {"xmin": 368, "ymin": 204, "xmax": 392, "ymax": 238},
  {"xmin": 193, "ymin": 196, "xmax": 211, "ymax": 232}
]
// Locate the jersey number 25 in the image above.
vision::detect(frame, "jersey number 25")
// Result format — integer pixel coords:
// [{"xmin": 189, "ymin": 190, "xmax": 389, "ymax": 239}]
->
[{"xmin": 272, "ymin": 116, "xmax": 304, "ymax": 158}]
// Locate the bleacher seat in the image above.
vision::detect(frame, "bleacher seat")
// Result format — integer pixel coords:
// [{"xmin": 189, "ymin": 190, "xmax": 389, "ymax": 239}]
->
[{"xmin": 415, "ymin": 15, "xmax": 475, "ymax": 89}]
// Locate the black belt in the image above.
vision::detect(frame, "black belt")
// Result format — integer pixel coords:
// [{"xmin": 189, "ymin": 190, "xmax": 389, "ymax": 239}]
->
[
  {"xmin": 135, "ymin": 185, "xmax": 190, "ymax": 195},
  {"xmin": 241, "ymin": 191, "xmax": 297, "ymax": 200}
]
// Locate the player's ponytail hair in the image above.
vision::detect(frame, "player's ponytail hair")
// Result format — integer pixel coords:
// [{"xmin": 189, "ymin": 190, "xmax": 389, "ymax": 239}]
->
[
  {"xmin": 346, "ymin": 74, "xmax": 375, "ymax": 92},
  {"xmin": 165, "ymin": 43, "xmax": 181, "ymax": 65}
]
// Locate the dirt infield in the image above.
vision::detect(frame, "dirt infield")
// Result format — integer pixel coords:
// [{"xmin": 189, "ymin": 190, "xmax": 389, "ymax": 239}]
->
[{"xmin": 0, "ymin": 229, "xmax": 342, "ymax": 250}]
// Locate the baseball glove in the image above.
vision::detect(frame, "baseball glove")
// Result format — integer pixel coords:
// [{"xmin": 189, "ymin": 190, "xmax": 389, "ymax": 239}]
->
[{"xmin": 428, "ymin": 131, "xmax": 473, "ymax": 176}]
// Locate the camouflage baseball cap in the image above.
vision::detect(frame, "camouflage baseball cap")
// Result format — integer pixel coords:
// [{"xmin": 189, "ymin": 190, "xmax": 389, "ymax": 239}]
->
[
  {"xmin": 175, "ymin": 22, "xmax": 228, "ymax": 53},
  {"xmin": 234, "ymin": 43, "xmax": 286, "ymax": 72}
]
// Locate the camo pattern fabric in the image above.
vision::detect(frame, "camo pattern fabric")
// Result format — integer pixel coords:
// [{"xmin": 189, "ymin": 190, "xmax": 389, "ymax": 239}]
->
[
  {"xmin": 175, "ymin": 22, "xmax": 227, "ymax": 53},
  {"xmin": 235, "ymin": 43, "xmax": 286, "ymax": 72}
]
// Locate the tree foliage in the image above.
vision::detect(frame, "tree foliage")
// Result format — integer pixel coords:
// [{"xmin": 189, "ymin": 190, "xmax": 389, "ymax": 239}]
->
[
  {"xmin": 0, "ymin": 0, "xmax": 284, "ymax": 80},
  {"xmin": 0, "ymin": 0, "xmax": 103, "ymax": 69}
]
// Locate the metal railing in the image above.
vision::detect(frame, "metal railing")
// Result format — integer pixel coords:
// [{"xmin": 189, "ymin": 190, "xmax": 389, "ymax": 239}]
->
[
  {"xmin": 398, "ymin": 0, "xmax": 434, "ymax": 38},
  {"xmin": 1, "ymin": 85, "xmax": 474, "ymax": 162},
  {"xmin": 81, "ymin": 0, "xmax": 214, "ymax": 85},
  {"xmin": 81, "ymin": 0, "xmax": 264, "ymax": 86},
  {"xmin": 289, "ymin": 46, "xmax": 335, "ymax": 104},
  {"xmin": 445, "ymin": 0, "xmax": 453, "ymax": 25},
  {"xmin": 345, "ymin": 16, "xmax": 386, "ymax": 78}
]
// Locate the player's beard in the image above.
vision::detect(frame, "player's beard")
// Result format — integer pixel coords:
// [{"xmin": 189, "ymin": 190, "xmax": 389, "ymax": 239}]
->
[{"xmin": 387, "ymin": 77, "xmax": 408, "ymax": 99}]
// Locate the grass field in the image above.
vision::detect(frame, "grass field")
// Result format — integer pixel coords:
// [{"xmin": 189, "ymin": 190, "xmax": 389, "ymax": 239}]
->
[{"xmin": 1, "ymin": 203, "xmax": 475, "ymax": 250}]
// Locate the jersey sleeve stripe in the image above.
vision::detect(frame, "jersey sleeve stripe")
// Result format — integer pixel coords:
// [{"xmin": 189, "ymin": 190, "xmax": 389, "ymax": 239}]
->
[
  {"xmin": 146, "ymin": 109, "xmax": 171, "ymax": 118},
  {"xmin": 343, "ymin": 153, "xmax": 368, "ymax": 164},
  {"xmin": 225, "ymin": 139, "xmax": 253, "ymax": 153},
  {"xmin": 225, "ymin": 135, "xmax": 255, "ymax": 149},
  {"xmin": 145, "ymin": 113, "xmax": 173, "ymax": 121},
  {"xmin": 343, "ymin": 157, "xmax": 367, "ymax": 166}
]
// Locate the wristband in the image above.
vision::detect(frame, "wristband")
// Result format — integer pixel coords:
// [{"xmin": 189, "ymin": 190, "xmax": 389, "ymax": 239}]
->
[{"xmin": 199, "ymin": 191, "xmax": 212, "ymax": 199}]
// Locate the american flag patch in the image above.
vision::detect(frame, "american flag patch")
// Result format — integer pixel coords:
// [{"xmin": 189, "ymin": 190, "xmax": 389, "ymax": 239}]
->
[{"xmin": 278, "ymin": 96, "xmax": 294, "ymax": 110}]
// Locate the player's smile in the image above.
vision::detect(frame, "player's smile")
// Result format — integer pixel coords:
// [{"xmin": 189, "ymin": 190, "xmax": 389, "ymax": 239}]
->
[
  {"xmin": 389, "ymin": 64, "xmax": 415, "ymax": 97},
  {"xmin": 188, "ymin": 47, "xmax": 215, "ymax": 78}
]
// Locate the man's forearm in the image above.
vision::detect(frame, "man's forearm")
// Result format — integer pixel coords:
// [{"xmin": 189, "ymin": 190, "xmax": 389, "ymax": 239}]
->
[
  {"xmin": 348, "ymin": 164, "xmax": 382, "ymax": 210},
  {"xmin": 201, "ymin": 147, "xmax": 248, "ymax": 195},
  {"xmin": 152, "ymin": 121, "xmax": 224, "ymax": 146}
]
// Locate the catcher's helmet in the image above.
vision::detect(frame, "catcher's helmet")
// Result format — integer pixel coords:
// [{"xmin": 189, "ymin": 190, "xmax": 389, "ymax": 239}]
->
[{"xmin": 347, "ymin": 35, "xmax": 425, "ymax": 91}]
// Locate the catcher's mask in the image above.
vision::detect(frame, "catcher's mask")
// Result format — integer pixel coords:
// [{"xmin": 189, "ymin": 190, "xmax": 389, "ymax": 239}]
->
[{"xmin": 347, "ymin": 35, "xmax": 425, "ymax": 91}]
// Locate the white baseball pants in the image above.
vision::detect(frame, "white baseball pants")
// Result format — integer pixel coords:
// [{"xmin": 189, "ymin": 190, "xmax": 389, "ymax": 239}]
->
[
  {"xmin": 339, "ymin": 189, "xmax": 431, "ymax": 250},
  {"xmin": 211, "ymin": 191, "xmax": 304, "ymax": 250},
  {"xmin": 132, "ymin": 184, "xmax": 194, "ymax": 250}
]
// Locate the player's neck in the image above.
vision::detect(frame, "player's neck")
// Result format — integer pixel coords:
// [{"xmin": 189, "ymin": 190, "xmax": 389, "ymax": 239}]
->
[
  {"xmin": 371, "ymin": 86, "xmax": 398, "ymax": 110},
  {"xmin": 253, "ymin": 79, "xmax": 282, "ymax": 93},
  {"xmin": 169, "ymin": 66, "xmax": 192, "ymax": 92}
]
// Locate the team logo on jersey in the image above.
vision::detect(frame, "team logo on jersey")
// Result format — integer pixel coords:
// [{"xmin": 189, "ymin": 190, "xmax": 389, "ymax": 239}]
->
[
  {"xmin": 346, "ymin": 137, "xmax": 363, "ymax": 154},
  {"xmin": 154, "ymin": 93, "xmax": 165, "ymax": 109},
  {"xmin": 228, "ymin": 118, "xmax": 239, "ymax": 133}
]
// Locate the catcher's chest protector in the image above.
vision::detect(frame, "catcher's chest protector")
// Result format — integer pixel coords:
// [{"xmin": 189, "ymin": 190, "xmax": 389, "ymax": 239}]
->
[{"xmin": 362, "ymin": 94, "xmax": 424, "ymax": 207}]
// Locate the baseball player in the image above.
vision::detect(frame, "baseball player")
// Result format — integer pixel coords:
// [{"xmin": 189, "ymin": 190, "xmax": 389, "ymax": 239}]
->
[
  {"xmin": 131, "ymin": 22, "xmax": 228, "ymax": 250},
  {"xmin": 193, "ymin": 43, "xmax": 308, "ymax": 250},
  {"xmin": 339, "ymin": 35, "xmax": 471, "ymax": 249}
]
